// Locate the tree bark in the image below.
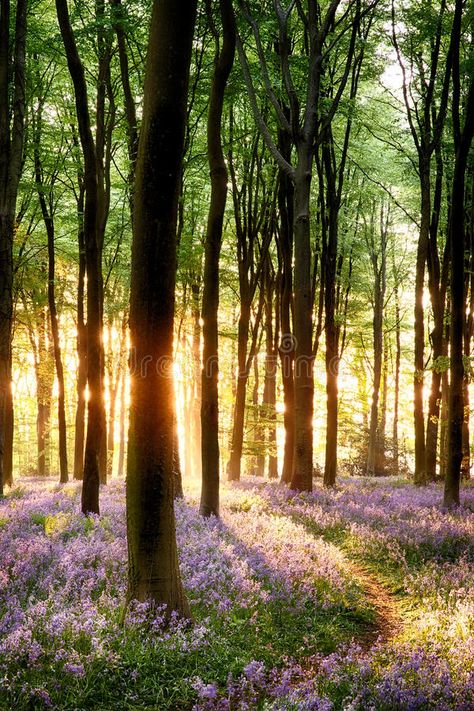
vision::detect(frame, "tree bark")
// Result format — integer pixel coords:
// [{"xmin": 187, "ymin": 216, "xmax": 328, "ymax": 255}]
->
[
  {"xmin": 444, "ymin": 6, "xmax": 474, "ymax": 506},
  {"xmin": 56, "ymin": 0, "xmax": 104, "ymax": 513},
  {"xmin": 200, "ymin": 0, "xmax": 235, "ymax": 516},
  {"xmin": 367, "ymin": 203, "xmax": 387, "ymax": 477},
  {"xmin": 0, "ymin": 0, "xmax": 27, "ymax": 495},
  {"xmin": 33, "ymin": 119, "xmax": 69, "ymax": 483},
  {"xmin": 290, "ymin": 153, "xmax": 314, "ymax": 491},
  {"xmin": 126, "ymin": 0, "xmax": 196, "ymax": 613},
  {"xmin": 74, "ymin": 187, "xmax": 87, "ymax": 480},
  {"xmin": 227, "ymin": 301, "xmax": 251, "ymax": 481},
  {"xmin": 276, "ymin": 125, "xmax": 295, "ymax": 484}
]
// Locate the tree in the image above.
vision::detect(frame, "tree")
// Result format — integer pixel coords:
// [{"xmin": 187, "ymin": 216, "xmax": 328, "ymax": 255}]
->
[
  {"xmin": 56, "ymin": 0, "xmax": 105, "ymax": 513},
  {"xmin": 392, "ymin": 0, "xmax": 452, "ymax": 485},
  {"xmin": 444, "ymin": 0, "xmax": 474, "ymax": 507},
  {"xmin": 32, "ymin": 95, "xmax": 69, "ymax": 483},
  {"xmin": 236, "ymin": 0, "xmax": 371, "ymax": 491},
  {"xmin": 0, "ymin": 0, "xmax": 27, "ymax": 495},
  {"xmin": 126, "ymin": 0, "xmax": 197, "ymax": 611},
  {"xmin": 200, "ymin": 0, "xmax": 236, "ymax": 516}
]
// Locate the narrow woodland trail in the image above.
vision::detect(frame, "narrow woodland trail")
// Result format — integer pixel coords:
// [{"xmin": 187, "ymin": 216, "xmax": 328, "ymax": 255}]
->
[{"xmin": 342, "ymin": 557, "xmax": 404, "ymax": 649}]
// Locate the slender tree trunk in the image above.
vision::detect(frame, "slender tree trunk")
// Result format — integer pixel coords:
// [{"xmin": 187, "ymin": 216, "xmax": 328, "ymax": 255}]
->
[
  {"xmin": 56, "ymin": 0, "xmax": 103, "ymax": 514},
  {"xmin": 444, "ymin": 42, "xmax": 474, "ymax": 505},
  {"xmin": 277, "ymin": 127, "xmax": 295, "ymax": 484},
  {"xmin": 191, "ymin": 281, "xmax": 201, "ymax": 479},
  {"xmin": 74, "ymin": 187, "xmax": 87, "ymax": 480},
  {"xmin": 106, "ymin": 316, "xmax": 127, "ymax": 478},
  {"xmin": 200, "ymin": 0, "xmax": 235, "ymax": 516},
  {"xmin": 36, "ymin": 310, "xmax": 53, "ymax": 477},
  {"xmin": 367, "ymin": 205, "xmax": 387, "ymax": 477},
  {"xmin": 413, "ymin": 167, "xmax": 431, "ymax": 485},
  {"xmin": 425, "ymin": 151, "xmax": 446, "ymax": 482},
  {"xmin": 117, "ymin": 366, "xmax": 126, "ymax": 478},
  {"xmin": 393, "ymin": 288, "xmax": 401, "ymax": 473},
  {"xmin": 227, "ymin": 301, "xmax": 251, "ymax": 481},
  {"xmin": 323, "ymin": 176, "xmax": 338, "ymax": 488},
  {"xmin": 34, "ymin": 129, "xmax": 69, "ymax": 483},
  {"xmin": 461, "ymin": 203, "xmax": 474, "ymax": 480},
  {"xmin": 252, "ymin": 352, "xmax": 261, "ymax": 475},
  {"xmin": 263, "ymin": 258, "xmax": 278, "ymax": 478},
  {"xmin": 126, "ymin": 0, "xmax": 196, "ymax": 613},
  {"xmin": 3, "ymin": 363, "xmax": 13, "ymax": 486},
  {"xmin": 440, "ymin": 369, "xmax": 449, "ymax": 479}
]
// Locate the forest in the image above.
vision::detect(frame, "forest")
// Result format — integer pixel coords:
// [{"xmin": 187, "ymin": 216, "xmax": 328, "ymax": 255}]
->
[{"xmin": 0, "ymin": 0, "xmax": 473, "ymax": 708}]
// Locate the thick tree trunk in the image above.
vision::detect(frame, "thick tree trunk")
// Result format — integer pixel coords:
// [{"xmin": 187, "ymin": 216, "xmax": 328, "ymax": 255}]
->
[
  {"xmin": 200, "ymin": 0, "xmax": 235, "ymax": 516},
  {"xmin": 126, "ymin": 0, "xmax": 196, "ymax": 614},
  {"xmin": 290, "ymin": 153, "xmax": 314, "ymax": 492},
  {"xmin": 0, "ymin": 0, "xmax": 27, "ymax": 495}
]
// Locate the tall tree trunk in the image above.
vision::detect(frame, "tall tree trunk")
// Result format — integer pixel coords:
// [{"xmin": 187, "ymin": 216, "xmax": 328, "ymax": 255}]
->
[
  {"xmin": 200, "ymin": 0, "xmax": 235, "ymax": 516},
  {"xmin": 393, "ymin": 279, "xmax": 401, "ymax": 473},
  {"xmin": 35, "ymin": 309, "xmax": 53, "ymax": 477},
  {"xmin": 251, "ymin": 352, "xmax": 261, "ymax": 475},
  {"xmin": 126, "ymin": 0, "xmax": 196, "ymax": 613},
  {"xmin": 56, "ymin": 0, "xmax": 104, "ymax": 514},
  {"xmin": 227, "ymin": 301, "xmax": 251, "ymax": 481},
  {"xmin": 106, "ymin": 315, "xmax": 127, "ymax": 478},
  {"xmin": 290, "ymin": 152, "xmax": 314, "ymax": 491},
  {"xmin": 95, "ymin": 0, "xmax": 114, "ymax": 484},
  {"xmin": 3, "ymin": 363, "xmax": 13, "ymax": 486},
  {"xmin": 0, "ymin": 0, "xmax": 27, "ymax": 495},
  {"xmin": 461, "ymin": 200, "xmax": 474, "ymax": 480},
  {"xmin": 413, "ymin": 169, "xmax": 430, "ymax": 486},
  {"xmin": 367, "ymin": 204, "xmax": 387, "ymax": 477},
  {"xmin": 74, "ymin": 188, "xmax": 87, "ymax": 480},
  {"xmin": 262, "ymin": 258, "xmax": 278, "ymax": 478},
  {"xmin": 444, "ymin": 17, "xmax": 474, "ymax": 505},
  {"xmin": 322, "ymin": 161, "xmax": 338, "ymax": 488},
  {"xmin": 191, "ymin": 281, "xmax": 201, "ymax": 479},
  {"xmin": 440, "ymin": 290, "xmax": 451, "ymax": 480},
  {"xmin": 117, "ymin": 363, "xmax": 127, "ymax": 478},
  {"xmin": 276, "ymin": 127, "xmax": 295, "ymax": 484},
  {"xmin": 34, "ymin": 124, "xmax": 69, "ymax": 483},
  {"xmin": 425, "ymin": 150, "xmax": 447, "ymax": 482}
]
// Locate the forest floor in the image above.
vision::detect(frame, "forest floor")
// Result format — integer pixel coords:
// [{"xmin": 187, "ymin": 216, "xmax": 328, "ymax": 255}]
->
[
  {"xmin": 0, "ymin": 475, "xmax": 473, "ymax": 710},
  {"xmin": 336, "ymin": 557, "xmax": 403, "ymax": 649}
]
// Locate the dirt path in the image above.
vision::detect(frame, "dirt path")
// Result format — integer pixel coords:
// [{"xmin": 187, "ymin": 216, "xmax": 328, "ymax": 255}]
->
[{"xmin": 343, "ymin": 557, "xmax": 404, "ymax": 649}]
